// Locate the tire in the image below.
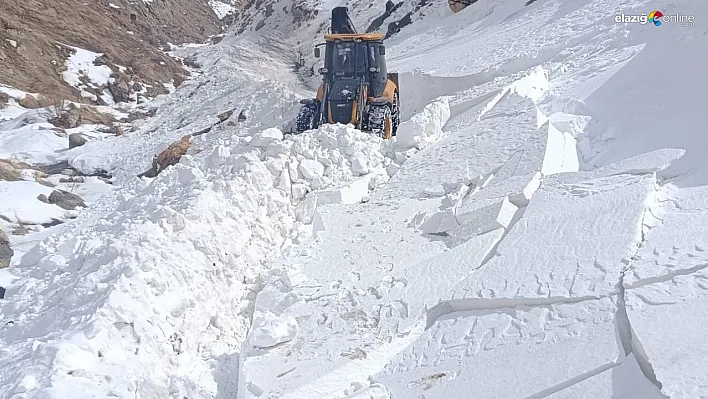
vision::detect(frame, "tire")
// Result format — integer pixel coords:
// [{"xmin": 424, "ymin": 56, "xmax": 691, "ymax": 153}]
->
[
  {"xmin": 391, "ymin": 92, "xmax": 400, "ymax": 137},
  {"xmin": 296, "ymin": 102, "xmax": 320, "ymax": 133},
  {"xmin": 368, "ymin": 105, "xmax": 393, "ymax": 140}
]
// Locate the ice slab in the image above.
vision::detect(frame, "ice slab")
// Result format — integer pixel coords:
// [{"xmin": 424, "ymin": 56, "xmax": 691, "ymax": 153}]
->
[
  {"xmin": 374, "ymin": 297, "xmax": 622, "ymax": 399},
  {"xmin": 449, "ymin": 171, "xmax": 658, "ymax": 301},
  {"xmin": 625, "ymin": 270, "xmax": 708, "ymax": 398}
]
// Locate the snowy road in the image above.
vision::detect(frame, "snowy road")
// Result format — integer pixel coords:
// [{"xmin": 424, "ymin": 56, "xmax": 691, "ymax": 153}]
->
[{"xmin": 1, "ymin": 0, "xmax": 707, "ymax": 398}]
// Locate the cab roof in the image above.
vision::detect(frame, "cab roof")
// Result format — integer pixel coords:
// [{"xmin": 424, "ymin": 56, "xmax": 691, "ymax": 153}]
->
[{"xmin": 324, "ymin": 32, "xmax": 384, "ymax": 42}]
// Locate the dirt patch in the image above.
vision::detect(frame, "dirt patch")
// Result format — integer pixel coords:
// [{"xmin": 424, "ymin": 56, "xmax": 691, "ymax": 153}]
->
[
  {"xmin": 0, "ymin": 158, "xmax": 32, "ymax": 181},
  {"xmin": 49, "ymin": 103, "xmax": 115, "ymax": 129},
  {"xmin": 0, "ymin": 0, "xmax": 226, "ymax": 103}
]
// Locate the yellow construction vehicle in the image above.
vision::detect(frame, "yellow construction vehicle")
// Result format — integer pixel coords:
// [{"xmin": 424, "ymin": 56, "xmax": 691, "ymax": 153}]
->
[{"xmin": 296, "ymin": 7, "xmax": 400, "ymax": 139}]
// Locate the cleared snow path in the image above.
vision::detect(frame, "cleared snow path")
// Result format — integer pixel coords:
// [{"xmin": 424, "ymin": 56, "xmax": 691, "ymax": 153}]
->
[{"xmin": 240, "ymin": 0, "xmax": 708, "ymax": 398}]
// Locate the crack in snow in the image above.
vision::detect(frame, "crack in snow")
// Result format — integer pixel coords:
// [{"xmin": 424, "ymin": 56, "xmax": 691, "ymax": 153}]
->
[
  {"xmin": 425, "ymin": 293, "xmax": 602, "ymax": 329},
  {"xmin": 522, "ymin": 362, "xmax": 619, "ymax": 399},
  {"xmin": 613, "ymin": 177, "xmax": 670, "ymax": 396}
]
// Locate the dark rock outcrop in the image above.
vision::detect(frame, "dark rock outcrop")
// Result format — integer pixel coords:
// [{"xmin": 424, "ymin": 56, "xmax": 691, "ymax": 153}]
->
[
  {"xmin": 68, "ymin": 133, "xmax": 87, "ymax": 149},
  {"xmin": 47, "ymin": 190, "xmax": 86, "ymax": 210},
  {"xmin": 0, "ymin": 229, "xmax": 13, "ymax": 269}
]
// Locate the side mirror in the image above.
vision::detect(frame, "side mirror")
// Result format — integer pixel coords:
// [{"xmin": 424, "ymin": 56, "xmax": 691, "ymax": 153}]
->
[
  {"xmin": 314, "ymin": 47, "xmax": 321, "ymax": 58},
  {"xmin": 319, "ymin": 67, "xmax": 329, "ymax": 75},
  {"xmin": 379, "ymin": 46, "xmax": 386, "ymax": 56}
]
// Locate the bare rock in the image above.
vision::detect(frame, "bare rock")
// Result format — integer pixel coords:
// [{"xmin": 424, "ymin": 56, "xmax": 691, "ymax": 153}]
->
[
  {"xmin": 59, "ymin": 176, "xmax": 85, "ymax": 183},
  {"xmin": 108, "ymin": 72, "xmax": 133, "ymax": 103},
  {"xmin": 12, "ymin": 224, "xmax": 29, "ymax": 236},
  {"xmin": 217, "ymin": 109, "xmax": 236, "ymax": 123},
  {"xmin": 0, "ymin": 229, "xmax": 13, "ymax": 269},
  {"xmin": 138, "ymin": 135, "xmax": 191, "ymax": 178},
  {"xmin": 48, "ymin": 189, "xmax": 86, "ymax": 210},
  {"xmin": 0, "ymin": 158, "xmax": 31, "ymax": 181},
  {"xmin": 18, "ymin": 94, "xmax": 53, "ymax": 109},
  {"xmin": 449, "ymin": 0, "xmax": 479, "ymax": 13},
  {"xmin": 0, "ymin": 92, "xmax": 8, "ymax": 108},
  {"xmin": 53, "ymin": 104, "xmax": 115, "ymax": 129},
  {"xmin": 69, "ymin": 133, "xmax": 87, "ymax": 148}
]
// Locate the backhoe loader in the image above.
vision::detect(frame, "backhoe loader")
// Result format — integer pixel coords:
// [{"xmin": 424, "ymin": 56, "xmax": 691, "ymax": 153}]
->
[{"xmin": 295, "ymin": 7, "xmax": 400, "ymax": 139}]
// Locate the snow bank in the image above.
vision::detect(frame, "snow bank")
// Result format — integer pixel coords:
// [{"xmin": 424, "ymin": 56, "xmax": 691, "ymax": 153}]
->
[{"xmin": 0, "ymin": 123, "xmax": 392, "ymax": 398}]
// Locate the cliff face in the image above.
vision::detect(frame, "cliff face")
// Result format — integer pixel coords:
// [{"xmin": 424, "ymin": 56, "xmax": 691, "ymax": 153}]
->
[{"xmin": 0, "ymin": 0, "xmax": 223, "ymax": 104}]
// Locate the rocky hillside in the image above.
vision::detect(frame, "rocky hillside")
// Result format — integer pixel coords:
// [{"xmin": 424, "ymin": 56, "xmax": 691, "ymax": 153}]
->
[
  {"xmin": 231, "ymin": 0, "xmax": 475, "ymax": 40},
  {"xmin": 0, "ymin": 0, "xmax": 225, "ymax": 105}
]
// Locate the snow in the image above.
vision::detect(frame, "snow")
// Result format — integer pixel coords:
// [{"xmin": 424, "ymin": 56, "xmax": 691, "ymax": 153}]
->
[
  {"xmin": 208, "ymin": 0, "xmax": 235, "ymax": 19},
  {"xmin": 0, "ymin": 85, "xmax": 27, "ymax": 99},
  {"xmin": 0, "ymin": 181, "xmax": 66, "ymax": 225},
  {"xmin": 0, "ymin": 0, "xmax": 707, "ymax": 397},
  {"xmin": 0, "ymin": 128, "xmax": 66, "ymax": 165},
  {"xmin": 61, "ymin": 45, "xmax": 113, "ymax": 91}
]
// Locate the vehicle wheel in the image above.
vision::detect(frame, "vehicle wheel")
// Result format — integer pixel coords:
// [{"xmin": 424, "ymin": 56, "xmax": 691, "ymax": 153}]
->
[
  {"xmin": 369, "ymin": 105, "xmax": 393, "ymax": 140},
  {"xmin": 391, "ymin": 92, "xmax": 400, "ymax": 137},
  {"xmin": 296, "ymin": 101, "xmax": 320, "ymax": 133}
]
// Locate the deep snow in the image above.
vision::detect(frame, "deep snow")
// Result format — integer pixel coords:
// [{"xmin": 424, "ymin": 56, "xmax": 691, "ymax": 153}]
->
[{"xmin": 0, "ymin": 0, "xmax": 707, "ymax": 398}]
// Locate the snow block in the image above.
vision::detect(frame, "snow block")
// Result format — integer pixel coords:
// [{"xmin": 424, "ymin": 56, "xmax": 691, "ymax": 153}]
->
[
  {"xmin": 455, "ymin": 196, "xmax": 518, "ymax": 235},
  {"xmin": 374, "ymin": 298, "xmax": 622, "ymax": 399},
  {"xmin": 418, "ymin": 208, "xmax": 458, "ymax": 234},
  {"xmin": 625, "ymin": 271, "xmax": 708, "ymax": 399},
  {"xmin": 206, "ymin": 145, "xmax": 231, "ymax": 168},
  {"xmin": 350, "ymin": 151, "xmax": 369, "ymax": 175},
  {"xmin": 316, "ymin": 175, "xmax": 373, "ymax": 205},
  {"xmin": 344, "ymin": 384, "xmax": 391, "ymax": 399},
  {"xmin": 395, "ymin": 97, "xmax": 451, "ymax": 151},
  {"xmin": 541, "ymin": 115, "xmax": 581, "ymax": 176},
  {"xmin": 451, "ymin": 172, "xmax": 659, "ymax": 301},
  {"xmin": 249, "ymin": 312, "xmax": 298, "ymax": 349},
  {"xmin": 251, "ymin": 127, "xmax": 284, "ymax": 147},
  {"xmin": 623, "ymin": 185, "xmax": 708, "ymax": 286},
  {"xmin": 291, "ymin": 183, "xmax": 308, "ymax": 200},
  {"xmin": 299, "ymin": 159, "xmax": 325, "ymax": 180}
]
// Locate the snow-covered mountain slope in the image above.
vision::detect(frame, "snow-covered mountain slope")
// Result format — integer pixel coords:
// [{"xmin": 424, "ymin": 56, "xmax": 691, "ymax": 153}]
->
[{"xmin": 0, "ymin": 0, "xmax": 706, "ymax": 398}]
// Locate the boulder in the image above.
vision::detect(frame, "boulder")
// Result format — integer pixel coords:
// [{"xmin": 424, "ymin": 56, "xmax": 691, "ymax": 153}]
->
[
  {"xmin": 69, "ymin": 133, "xmax": 87, "ymax": 148},
  {"xmin": 138, "ymin": 135, "xmax": 191, "ymax": 178},
  {"xmin": 0, "ymin": 229, "xmax": 13, "ymax": 269},
  {"xmin": 48, "ymin": 190, "xmax": 86, "ymax": 210},
  {"xmin": 108, "ymin": 72, "xmax": 132, "ymax": 103}
]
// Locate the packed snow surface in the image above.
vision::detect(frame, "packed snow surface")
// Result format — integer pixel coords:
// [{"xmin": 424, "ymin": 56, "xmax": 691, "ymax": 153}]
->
[{"xmin": 0, "ymin": 0, "xmax": 707, "ymax": 398}]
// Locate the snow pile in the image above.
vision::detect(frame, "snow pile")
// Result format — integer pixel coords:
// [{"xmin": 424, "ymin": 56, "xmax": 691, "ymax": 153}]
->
[
  {"xmin": 61, "ymin": 45, "xmax": 113, "ymax": 103},
  {"xmin": 0, "ymin": 122, "xmax": 394, "ymax": 398}
]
